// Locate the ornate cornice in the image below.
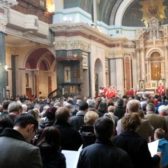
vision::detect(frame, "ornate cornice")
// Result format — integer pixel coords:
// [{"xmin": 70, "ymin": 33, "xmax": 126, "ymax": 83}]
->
[
  {"xmin": 0, "ymin": 0, "xmax": 18, "ymax": 7},
  {"xmin": 54, "ymin": 39, "xmax": 90, "ymax": 52},
  {"xmin": 50, "ymin": 23, "xmax": 134, "ymax": 49}
]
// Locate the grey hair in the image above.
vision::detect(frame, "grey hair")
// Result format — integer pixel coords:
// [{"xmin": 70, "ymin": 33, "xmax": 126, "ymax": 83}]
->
[
  {"xmin": 126, "ymin": 99, "xmax": 140, "ymax": 113},
  {"xmin": 8, "ymin": 101, "xmax": 22, "ymax": 113}
]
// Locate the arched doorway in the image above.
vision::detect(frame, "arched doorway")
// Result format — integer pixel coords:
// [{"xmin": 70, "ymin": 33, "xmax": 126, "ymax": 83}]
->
[
  {"xmin": 25, "ymin": 48, "xmax": 55, "ymax": 98},
  {"xmin": 94, "ymin": 59, "xmax": 103, "ymax": 96}
]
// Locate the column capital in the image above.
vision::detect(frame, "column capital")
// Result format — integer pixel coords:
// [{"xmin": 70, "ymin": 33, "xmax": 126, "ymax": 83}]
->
[
  {"xmin": 0, "ymin": 7, "xmax": 8, "ymax": 33},
  {"xmin": 0, "ymin": 18, "xmax": 7, "ymax": 33},
  {"xmin": 0, "ymin": 1, "xmax": 18, "ymax": 33},
  {"xmin": 0, "ymin": 0, "xmax": 18, "ymax": 7}
]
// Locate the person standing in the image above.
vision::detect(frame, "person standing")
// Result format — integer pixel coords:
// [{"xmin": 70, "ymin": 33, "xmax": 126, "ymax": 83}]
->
[
  {"xmin": 0, "ymin": 114, "xmax": 42, "ymax": 168},
  {"xmin": 37, "ymin": 126, "xmax": 66, "ymax": 168},
  {"xmin": 113, "ymin": 113, "xmax": 160, "ymax": 168},
  {"xmin": 77, "ymin": 117, "xmax": 133, "ymax": 168}
]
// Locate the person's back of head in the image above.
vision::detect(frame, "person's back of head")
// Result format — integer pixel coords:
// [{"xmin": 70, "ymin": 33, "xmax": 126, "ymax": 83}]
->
[
  {"xmin": 27, "ymin": 109, "xmax": 39, "ymax": 121},
  {"xmin": 14, "ymin": 113, "xmax": 38, "ymax": 130},
  {"xmin": 158, "ymin": 105, "xmax": 167, "ymax": 116},
  {"xmin": 107, "ymin": 105, "xmax": 115, "ymax": 113},
  {"xmin": 14, "ymin": 113, "xmax": 38, "ymax": 142},
  {"xmin": 87, "ymin": 99, "xmax": 96, "ymax": 109},
  {"xmin": 117, "ymin": 98, "xmax": 124, "ymax": 107},
  {"xmin": 84, "ymin": 111, "xmax": 99, "ymax": 126},
  {"xmin": 154, "ymin": 128, "xmax": 166, "ymax": 140},
  {"xmin": 78, "ymin": 101, "xmax": 88, "ymax": 111},
  {"xmin": 98, "ymin": 101, "xmax": 107, "ymax": 114},
  {"xmin": 126, "ymin": 99, "xmax": 140, "ymax": 113},
  {"xmin": 56, "ymin": 107, "xmax": 70, "ymax": 123},
  {"xmin": 146, "ymin": 103, "xmax": 155, "ymax": 113},
  {"xmin": 8, "ymin": 101, "xmax": 22, "ymax": 114},
  {"xmin": 122, "ymin": 113, "xmax": 141, "ymax": 132},
  {"xmin": 0, "ymin": 114, "xmax": 13, "ymax": 133},
  {"xmin": 45, "ymin": 107, "xmax": 56, "ymax": 120},
  {"xmin": 2, "ymin": 100, "xmax": 10, "ymax": 111},
  {"xmin": 94, "ymin": 117, "xmax": 114, "ymax": 140},
  {"xmin": 38, "ymin": 126, "xmax": 61, "ymax": 150}
]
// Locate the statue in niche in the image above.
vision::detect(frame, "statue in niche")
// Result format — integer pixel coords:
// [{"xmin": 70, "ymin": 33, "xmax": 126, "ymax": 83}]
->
[
  {"xmin": 148, "ymin": 17, "xmax": 160, "ymax": 39},
  {"xmin": 140, "ymin": 0, "xmax": 166, "ymax": 39}
]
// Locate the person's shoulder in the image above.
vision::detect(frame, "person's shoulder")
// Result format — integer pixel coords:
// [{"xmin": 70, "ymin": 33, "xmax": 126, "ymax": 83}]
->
[
  {"xmin": 112, "ymin": 145, "xmax": 130, "ymax": 157},
  {"xmin": 81, "ymin": 143, "xmax": 128, "ymax": 156},
  {"xmin": 81, "ymin": 142, "xmax": 98, "ymax": 150},
  {"xmin": 17, "ymin": 140, "xmax": 40, "ymax": 151}
]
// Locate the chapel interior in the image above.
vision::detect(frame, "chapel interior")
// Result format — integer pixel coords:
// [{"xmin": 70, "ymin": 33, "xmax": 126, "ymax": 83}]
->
[{"xmin": 0, "ymin": 0, "xmax": 168, "ymax": 100}]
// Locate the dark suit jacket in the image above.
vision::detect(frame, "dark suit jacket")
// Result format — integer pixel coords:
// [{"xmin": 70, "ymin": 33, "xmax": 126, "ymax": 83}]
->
[
  {"xmin": 39, "ymin": 144, "xmax": 66, "ymax": 168},
  {"xmin": 55, "ymin": 121, "xmax": 82, "ymax": 150},
  {"xmin": 69, "ymin": 111, "xmax": 85, "ymax": 131},
  {"xmin": 0, "ymin": 128, "xmax": 42, "ymax": 168},
  {"xmin": 77, "ymin": 139, "xmax": 133, "ymax": 168},
  {"xmin": 112, "ymin": 131, "xmax": 154, "ymax": 168}
]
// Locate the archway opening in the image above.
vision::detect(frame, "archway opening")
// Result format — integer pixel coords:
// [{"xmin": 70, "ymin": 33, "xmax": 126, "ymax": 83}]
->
[{"xmin": 25, "ymin": 48, "xmax": 55, "ymax": 98}]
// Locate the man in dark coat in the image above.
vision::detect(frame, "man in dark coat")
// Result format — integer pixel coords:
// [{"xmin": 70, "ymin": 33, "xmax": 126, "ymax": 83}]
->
[
  {"xmin": 69, "ymin": 101, "xmax": 88, "ymax": 131},
  {"xmin": 55, "ymin": 107, "xmax": 82, "ymax": 150},
  {"xmin": 77, "ymin": 117, "xmax": 133, "ymax": 168},
  {"xmin": 0, "ymin": 114, "xmax": 42, "ymax": 168}
]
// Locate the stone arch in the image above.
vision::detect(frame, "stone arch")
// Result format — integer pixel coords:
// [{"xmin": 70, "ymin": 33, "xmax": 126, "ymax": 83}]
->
[
  {"xmin": 37, "ymin": 55, "xmax": 50, "ymax": 71},
  {"xmin": 114, "ymin": 0, "xmax": 134, "ymax": 26},
  {"xmin": 24, "ymin": 48, "xmax": 56, "ymax": 98},
  {"xmin": 25, "ymin": 48, "xmax": 55, "ymax": 70},
  {"xmin": 146, "ymin": 48, "xmax": 163, "ymax": 60}
]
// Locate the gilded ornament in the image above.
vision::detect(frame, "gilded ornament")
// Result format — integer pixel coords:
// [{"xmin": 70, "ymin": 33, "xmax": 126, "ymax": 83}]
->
[{"xmin": 140, "ymin": 0, "xmax": 166, "ymax": 26}]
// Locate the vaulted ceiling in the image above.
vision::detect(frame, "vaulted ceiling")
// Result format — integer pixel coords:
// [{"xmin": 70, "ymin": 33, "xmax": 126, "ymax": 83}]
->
[{"xmin": 64, "ymin": 0, "xmax": 168, "ymax": 27}]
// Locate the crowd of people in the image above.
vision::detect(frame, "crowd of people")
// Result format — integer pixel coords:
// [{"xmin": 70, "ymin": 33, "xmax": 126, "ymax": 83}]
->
[{"xmin": 0, "ymin": 93, "xmax": 168, "ymax": 168}]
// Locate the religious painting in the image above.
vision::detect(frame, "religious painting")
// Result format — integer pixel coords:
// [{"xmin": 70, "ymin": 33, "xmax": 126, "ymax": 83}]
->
[
  {"xmin": 150, "ymin": 52, "xmax": 161, "ymax": 80},
  {"xmin": 151, "ymin": 62, "xmax": 161, "ymax": 80}
]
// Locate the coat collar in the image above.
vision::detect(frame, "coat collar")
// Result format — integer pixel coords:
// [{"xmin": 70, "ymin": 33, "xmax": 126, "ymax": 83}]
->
[
  {"xmin": 95, "ymin": 138, "xmax": 113, "ymax": 146},
  {"xmin": 0, "ymin": 128, "xmax": 25, "ymax": 141}
]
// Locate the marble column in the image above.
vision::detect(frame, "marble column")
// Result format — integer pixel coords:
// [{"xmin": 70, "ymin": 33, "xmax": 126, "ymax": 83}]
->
[
  {"xmin": 132, "ymin": 52, "xmax": 138, "ymax": 89},
  {"xmin": 0, "ymin": 32, "xmax": 6, "ymax": 102},
  {"xmin": 93, "ymin": 0, "xmax": 97, "ymax": 25},
  {"xmin": 109, "ymin": 58, "xmax": 124, "ymax": 95}
]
